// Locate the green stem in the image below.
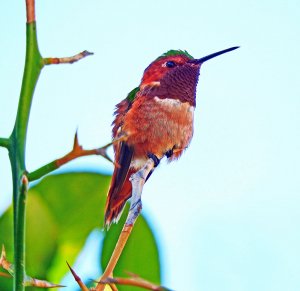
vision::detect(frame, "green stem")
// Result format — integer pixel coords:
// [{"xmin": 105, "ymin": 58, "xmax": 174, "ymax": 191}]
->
[
  {"xmin": 0, "ymin": 138, "xmax": 11, "ymax": 149},
  {"xmin": 9, "ymin": 21, "xmax": 43, "ymax": 291},
  {"xmin": 27, "ymin": 161, "xmax": 58, "ymax": 181}
]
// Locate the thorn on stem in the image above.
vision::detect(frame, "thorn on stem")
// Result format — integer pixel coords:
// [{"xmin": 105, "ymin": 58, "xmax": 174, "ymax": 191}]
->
[
  {"xmin": 21, "ymin": 175, "xmax": 29, "ymax": 187},
  {"xmin": 66, "ymin": 261, "xmax": 80, "ymax": 282},
  {"xmin": 66, "ymin": 262, "xmax": 89, "ymax": 291},
  {"xmin": 73, "ymin": 131, "xmax": 80, "ymax": 149}
]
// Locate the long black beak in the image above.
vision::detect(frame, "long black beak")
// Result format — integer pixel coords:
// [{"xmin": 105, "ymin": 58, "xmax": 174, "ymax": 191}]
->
[{"xmin": 193, "ymin": 46, "xmax": 239, "ymax": 64}]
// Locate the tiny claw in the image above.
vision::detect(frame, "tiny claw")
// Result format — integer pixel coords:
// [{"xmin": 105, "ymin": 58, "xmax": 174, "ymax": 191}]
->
[
  {"xmin": 165, "ymin": 149, "xmax": 173, "ymax": 158},
  {"xmin": 147, "ymin": 153, "xmax": 160, "ymax": 167}
]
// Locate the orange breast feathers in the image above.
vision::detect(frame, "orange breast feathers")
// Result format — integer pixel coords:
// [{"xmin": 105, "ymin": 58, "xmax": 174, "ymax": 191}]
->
[{"xmin": 122, "ymin": 95, "xmax": 194, "ymax": 162}]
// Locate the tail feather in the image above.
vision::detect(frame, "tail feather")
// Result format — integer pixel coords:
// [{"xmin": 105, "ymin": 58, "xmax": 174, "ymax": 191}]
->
[
  {"xmin": 104, "ymin": 173, "xmax": 133, "ymax": 227},
  {"xmin": 104, "ymin": 142, "xmax": 134, "ymax": 227}
]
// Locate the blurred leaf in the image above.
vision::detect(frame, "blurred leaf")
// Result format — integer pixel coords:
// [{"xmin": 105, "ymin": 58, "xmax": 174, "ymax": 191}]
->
[
  {"xmin": 31, "ymin": 173, "xmax": 110, "ymax": 283},
  {"xmin": 0, "ymin": 275, "xmax": 11, "ymax": 290},
  {"xmin": 0, "ymin": 172, "xmax": 110, "ymax": 290},
  {"xmin": 101, "ymin": 205, "xmax": 161, "ymax": 291},
  {"xmin": 0, "ymin": 208, "xmax": 13, "ymax": 290},
  {"xmin": 0, "ymin": 171, "xmax": 161, "ymax": 291},
  {"xmin": 26, "ymin": 192, "xmax": 58, "ymax": 279}
]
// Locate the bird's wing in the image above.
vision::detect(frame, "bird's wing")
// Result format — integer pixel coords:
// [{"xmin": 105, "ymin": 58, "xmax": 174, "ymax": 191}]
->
[{"xmin": 104, "ymin": 89, "xmax": 140, "ymax": 227}]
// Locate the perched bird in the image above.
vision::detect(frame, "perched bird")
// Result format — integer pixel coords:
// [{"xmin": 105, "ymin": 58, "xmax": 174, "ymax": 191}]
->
[{"xmin": 105, "ymin": 47, "xmax": 239, "ymax": 227}]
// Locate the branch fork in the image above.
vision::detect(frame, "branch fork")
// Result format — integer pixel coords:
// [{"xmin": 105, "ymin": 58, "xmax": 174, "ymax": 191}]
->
[{"xmin": 28, "ymin": 132, "xmax": 113, "ymax": 181}]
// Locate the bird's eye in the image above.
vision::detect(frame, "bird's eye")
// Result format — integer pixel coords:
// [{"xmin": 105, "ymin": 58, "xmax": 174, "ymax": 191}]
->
[{"xmin": 165, "ymin": 61, "xmax": 176, "ymax": 68}]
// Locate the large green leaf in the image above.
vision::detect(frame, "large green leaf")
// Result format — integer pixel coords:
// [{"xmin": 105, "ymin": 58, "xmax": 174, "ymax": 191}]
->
[
  {"xmin": 101, "ymin": 205, "xmax": 161, "ymax": 291},
  {"xmin": 0, "ymin": 171, "xmax": 161, "ymax": 290},
  {"xmin": 29, "ymin": 172, "xmax": 110, "ymax": 283},
  {"xmin": 0, "ymin": 172, "xmax": 110, "ymax": 290}
]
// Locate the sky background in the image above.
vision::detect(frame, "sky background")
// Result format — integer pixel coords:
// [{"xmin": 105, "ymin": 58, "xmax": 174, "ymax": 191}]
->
[{"xmin": 0, "ymin": 0, "xmax": 300, "ymax": 290}]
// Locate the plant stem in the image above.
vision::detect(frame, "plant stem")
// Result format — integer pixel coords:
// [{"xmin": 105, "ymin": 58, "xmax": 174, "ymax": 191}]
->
[
  {"xmin": 6, "ymin": 1, "xmax": 91, "ymax": 289},
  {"xmin": 0, "ymin": 138, "xmax": 11, "ymax": 149},
  {"xmin": 9, "ymin": 20, "xmax": 43, "ymax": 291}
]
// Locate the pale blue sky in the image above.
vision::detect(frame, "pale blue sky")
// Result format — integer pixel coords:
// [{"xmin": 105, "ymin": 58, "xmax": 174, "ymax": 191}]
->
[{"xmin": 0, "ymin": 0, "xmax": 300, "ymax": 290}]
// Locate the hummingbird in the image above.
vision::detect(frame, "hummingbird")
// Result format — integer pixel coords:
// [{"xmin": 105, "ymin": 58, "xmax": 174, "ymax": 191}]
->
[{"xmin": 104, "ymin": 46, "xmax": 239, "ymax": 227}]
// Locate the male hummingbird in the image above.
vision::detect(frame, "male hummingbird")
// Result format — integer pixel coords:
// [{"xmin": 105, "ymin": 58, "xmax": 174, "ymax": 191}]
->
[{"xmin": 104, "ymin": 46, "xmax": 239, "ymax": 227}]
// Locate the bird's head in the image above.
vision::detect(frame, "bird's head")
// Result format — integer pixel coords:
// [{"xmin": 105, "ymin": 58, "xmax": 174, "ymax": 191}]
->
[{"xmin": 139, "ymin": 47, "xmax": 239, "ymax": 105}]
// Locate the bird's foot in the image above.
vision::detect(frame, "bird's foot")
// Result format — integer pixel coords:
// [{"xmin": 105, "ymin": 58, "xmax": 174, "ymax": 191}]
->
[
  {"xmin": 165, "ymin": 149, "xmax": 174, "ymax": 158},
  {"xmin": 147, "ymin": 153, "xmax": 160, "ymax": 167}
]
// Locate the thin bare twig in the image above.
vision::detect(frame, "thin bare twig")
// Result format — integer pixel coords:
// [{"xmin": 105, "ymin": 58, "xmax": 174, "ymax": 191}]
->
[{"xmin": 43, "ymin": 50, "xmax": 93, "ymax": 65}]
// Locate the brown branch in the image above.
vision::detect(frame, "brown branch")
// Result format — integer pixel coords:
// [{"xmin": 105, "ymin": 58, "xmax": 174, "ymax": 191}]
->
[
  {"xmin": 26, "ymin": 0, "xmax": 35, "ymax": 23},
  {"xmin": 24, "ymin": 277, "xmax": 65, "ymax": 288},
  {"xmin": 56, "ymin": 131, "xmax": 112, "ymax": 166},
  {"xmin": 67, "ymin": 262, "xmax": 89, "ymax": 291},
  {"xmin": 28, "ymin": 132, "xmax": 114, "ymax": 181},
  {"xmin": 43, "ymin": 50, "xmax": 94, "ymax": 65},
  {"xmin": 100, "ymin": 275, "xmax": 171, "ymax": 291}
]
